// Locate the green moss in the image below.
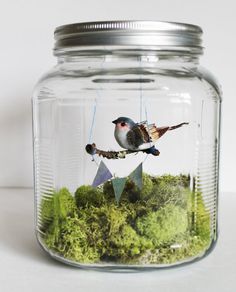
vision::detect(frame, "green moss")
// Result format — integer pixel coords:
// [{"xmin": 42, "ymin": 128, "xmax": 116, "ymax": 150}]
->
[
  {"xmin": 39, "ymin": 188, "xmax": 77, "ymax": 232},
  {"xmin": 40, "ymin": 196, "xmax": 54, "ymax": 231},
  {"xmin": 193, "ymin": 192, "xmax": 211, "ymax": 242},
  {"xmin": 75, "ymin": 185, "xmax": 105, "ymax": 208},
  {"xmin": 103, "ymin": 181, "xmax": 116, "ymax": 201},
  {"xmin": 45, "ymin": 216, "xmax": 100, "ymax": 263},
  {"xmin": 39, "ymin": 174, "xmax": 212, "ymax": 266},
  {"xmin": 136, "ymin": 204, "xmax": 188, "ymax": 246},
  {"xmin": 56, "ymin": 187, "xmax": 77, "ymax": 219},
  {"xmin": 139, "ymin": 173, "xmax": 154, "ymax": 200},
  {"xmin": 150, "ymin": 176, "xmax": 190, "ymax": 209},
  {"xmin": 106, "ymin": 225, "xmax": 153, "ymax": 260}
]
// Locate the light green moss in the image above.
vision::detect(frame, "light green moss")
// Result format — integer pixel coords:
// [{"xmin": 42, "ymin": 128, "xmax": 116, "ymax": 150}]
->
[
  {"xmin": 45, "ymin": 216, "xmax": 100, "ymax": 263},
  {"xmin": 40, "ymin": 188, "xmax": 77, "ymax": 232},
  {"xmin": 106, "ymin": 225, "xmax": 153, "ymax": 260},
  {"xmin": 193, "ymin": 192, "xmax": 211, "ymax": 242},
  {"xmin": 39, "ymin": 174, "xmax": 212, "ymax": 265},
  {"xmin": 40, "ymin": 196, "xmax": 54, "ymax": 230},
  {"xmin": 136, "ymin": 204, "xmax": 188, "ymax": 246},
  {"xmin": 149, "ymin": 175, "xmax": 190, "ymax": 209},
  {"xmin": 56, "ymin": 187, "xmax": 77, "ymax": 219}
]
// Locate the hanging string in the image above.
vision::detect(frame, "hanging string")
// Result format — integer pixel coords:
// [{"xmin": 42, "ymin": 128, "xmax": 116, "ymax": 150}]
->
[
  {"xmin": 139, "ymin": 56, "xmax": 143, "ymax": 122},
  {"xmin": 88, "ymin": 96, "xmax": 99, "ymax": 166},
  {"xmin": 144, "ymin": 98, "xmax": 152, "ymax": 147},
  {"xmin": 139, "ymin": 80, "xmax": 143, "ymax": 121},
  {"xmin": 141, "ymin": 100, "xmax": 153, "ymax": 163},
  {"xmin": 139, "ymin": 56, "xmax": 151, "ymax": 163},
  {"xmin": 88, "ymin": 56, "xmax": 105, "ymax": 166},
  {"xmin": 88, "ymin": 98, "xmax": 98, "ymax": 144}
]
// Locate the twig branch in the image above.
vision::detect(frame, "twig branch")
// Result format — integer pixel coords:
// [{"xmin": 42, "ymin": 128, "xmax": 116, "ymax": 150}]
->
[{"xmin": 85, "ymin": 143, "xmax": 136, "ymax": 159}]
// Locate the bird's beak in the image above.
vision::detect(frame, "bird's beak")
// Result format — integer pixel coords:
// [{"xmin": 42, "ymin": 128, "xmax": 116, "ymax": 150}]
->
[{"xmin": 112, "ymin": 119, "xmax": 117, "ymax": 124}]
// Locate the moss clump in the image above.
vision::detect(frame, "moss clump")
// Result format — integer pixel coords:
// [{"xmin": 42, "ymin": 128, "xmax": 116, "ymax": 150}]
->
[
  {"xmin": 193, "ymin": 192, "xmax": 211, "ymax": 242},
  {"xmin": 149, "ymin": 175, "xmax": 191, "ymax": 209},
  {"xmin": 106, "ymin": 224, "xmax": 153, "ymax": 260},
  {"xmin": 39, "ymin": 188, "xmax": 77, "ymax": 233},
  {"xmin": 139, "ymin": 173, "xmax": 154, "ymax": 200},
  {"xmin": 44, "ymin": 215, "xmax": 100, "ymax": 263},
  {"xmin": 40, "ymin": 196, "xmax": 54, "ymax": 231},
  {"xmin": 136, "ymin": 205, "xmax": 188, "ymax": 246},
  {"xmin": 39, "ymin": 174, "xmax": 212, "ymax": 265},
  {"xmin": 56, "ymin": 187, "xmax": 77, "ymax": 219},
  {"xmin": 41, "ymin": 188, "xmax": 101, "ymax": 263},
  {"xmin": 75, "ymin": 185, "xmax": 105, "ymax": 208}
]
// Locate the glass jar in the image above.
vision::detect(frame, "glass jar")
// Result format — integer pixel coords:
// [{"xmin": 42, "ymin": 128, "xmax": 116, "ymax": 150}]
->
[{"xmin": 32, "ymin": 20, "xmax": 222, "ymax": 269}]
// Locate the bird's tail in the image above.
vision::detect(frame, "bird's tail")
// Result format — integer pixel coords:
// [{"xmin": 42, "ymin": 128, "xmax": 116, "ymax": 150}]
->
[
  {"xmin": 150, "ymin": 122, "xmax": 189, "ymax": 141},
  {"xmin": 168, "ymin": 122, "xmax": 189, "ymax": 131}
]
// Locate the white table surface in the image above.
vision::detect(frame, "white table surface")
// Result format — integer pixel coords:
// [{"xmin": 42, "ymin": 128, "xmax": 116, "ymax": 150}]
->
[{"xmin": 0, "ymin": 188, "xmax": 235, "ymax": 292}]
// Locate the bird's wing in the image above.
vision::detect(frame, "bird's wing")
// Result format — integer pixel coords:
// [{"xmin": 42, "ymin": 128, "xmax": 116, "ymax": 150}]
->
[
  {"xmin": 149, "ymin": 125, "xmax": 170, "ymax": 141},
  {"xmin": 146, "ymin": 122, "xmax": 189, "ymax": 142},
  {"xmin": 126, "ymin": 124, "xmax": 150, "ymax": 148},
  {"xmin": 137, "ymin": 121, "xmax": 170, "ymax": 142},
  {"xmin": 127, "ymin": 121, "xmax": 189, "ymax": 147}
]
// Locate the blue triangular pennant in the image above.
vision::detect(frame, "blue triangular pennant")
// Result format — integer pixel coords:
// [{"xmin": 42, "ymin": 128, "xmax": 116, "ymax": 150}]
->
[
  {"xmin": 129, "ymin": 163, "xmax": 142, "ymax": 189},
  {"xmin": 112, "ymin": 177, "xmax": 127, "ymax": 203},
  {"xmin": 92, "ymin": 161, "xmax": 113, "ymax": 187}
]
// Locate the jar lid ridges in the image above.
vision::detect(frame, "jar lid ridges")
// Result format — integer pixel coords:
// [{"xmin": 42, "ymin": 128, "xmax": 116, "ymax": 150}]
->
[{"xmin": 54, "ymin": 20, "xmax": 203, "ymax": 54}]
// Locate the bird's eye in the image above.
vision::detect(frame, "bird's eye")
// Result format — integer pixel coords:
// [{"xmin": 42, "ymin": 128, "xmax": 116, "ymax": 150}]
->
[{"xmin": 121, "ymin": 122, "xmax": 126, "ymax": 127}]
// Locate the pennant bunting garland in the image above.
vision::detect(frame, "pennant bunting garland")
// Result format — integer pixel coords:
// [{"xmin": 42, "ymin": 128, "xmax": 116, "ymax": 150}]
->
[
  {"xmin": 112, "ymin": 177, "xmax": 126, "ymax": 203},
  {"xmin": 92, "ymin": 161, "xmax": 143, "ymax": 203},
  {"xmin": 129, "ymin": 163, "xmax": 143, "ymax": 190},
  {"xmin": 92, "ymin": 161, "xmax": 113, "ymax": 187}
]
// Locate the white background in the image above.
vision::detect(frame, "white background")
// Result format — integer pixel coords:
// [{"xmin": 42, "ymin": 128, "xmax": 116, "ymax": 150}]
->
[{"xmin": 0, "ymin": 0, "xmax": 235, "ymax": 191}]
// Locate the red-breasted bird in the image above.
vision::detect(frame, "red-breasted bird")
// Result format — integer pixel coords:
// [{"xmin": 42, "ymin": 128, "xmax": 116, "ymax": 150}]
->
[{"xmin": 112, "ymin": 117, "xmax": 189, "ymax": 156}]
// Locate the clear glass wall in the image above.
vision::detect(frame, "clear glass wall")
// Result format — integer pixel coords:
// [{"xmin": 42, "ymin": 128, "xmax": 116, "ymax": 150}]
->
[{"xmin": 33, "ymin": 51, "xmax": 221, "ymax": 268}]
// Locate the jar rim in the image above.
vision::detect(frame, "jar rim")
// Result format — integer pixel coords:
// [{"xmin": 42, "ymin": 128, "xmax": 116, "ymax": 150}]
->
[{"xmin": 54, "ymin": 20, "xmax": 203, "ymax": 56}]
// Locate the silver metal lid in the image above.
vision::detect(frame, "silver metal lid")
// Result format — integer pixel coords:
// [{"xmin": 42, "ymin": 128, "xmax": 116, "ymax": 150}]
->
[{"xmin": 54, "ymin": 20, "xmax": 203, "ymax": 55}]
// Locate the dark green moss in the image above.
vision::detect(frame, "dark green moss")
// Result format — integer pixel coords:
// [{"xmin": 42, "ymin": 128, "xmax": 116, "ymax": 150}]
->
[
  {"xmin": 75, "ymin": 185, "xmax": 105, "ymax": 208},
  {"xmin": 39, "ymin": 174, "xmax": 212, "ymax": 265}
]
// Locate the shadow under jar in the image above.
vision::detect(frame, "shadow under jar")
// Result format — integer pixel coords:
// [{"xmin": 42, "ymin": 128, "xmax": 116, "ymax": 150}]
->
[{"xmin": 32, "ymin": 20, "xmax": 222, "ymax": 270}]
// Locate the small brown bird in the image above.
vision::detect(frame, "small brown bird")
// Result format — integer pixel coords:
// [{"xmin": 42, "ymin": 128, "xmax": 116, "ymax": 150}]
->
[{"xmin": 112, "ymin": 117, "xmax": 189, "ymax": 156}]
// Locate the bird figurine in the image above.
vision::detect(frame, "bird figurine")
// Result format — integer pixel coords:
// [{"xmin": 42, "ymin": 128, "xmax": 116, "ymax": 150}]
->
[{"xmin": 112, "ymin": 117, "xmax": 189, "ymax": 156}]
